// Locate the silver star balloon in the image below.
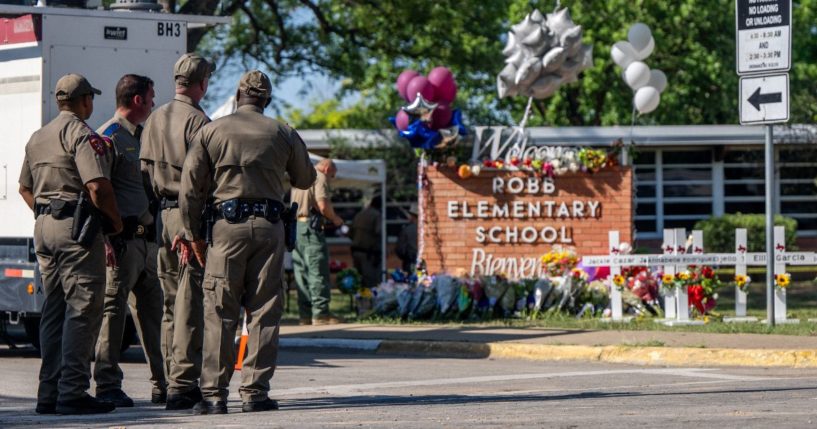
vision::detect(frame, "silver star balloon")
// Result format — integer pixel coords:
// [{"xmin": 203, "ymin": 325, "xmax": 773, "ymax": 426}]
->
[
  {"xmin": 497, "ymin": 7, "xmax": 594, "ymax": 100},
  {"xmin": 402, "ymin": 93, "xmax": 439, "ymax": 116}
]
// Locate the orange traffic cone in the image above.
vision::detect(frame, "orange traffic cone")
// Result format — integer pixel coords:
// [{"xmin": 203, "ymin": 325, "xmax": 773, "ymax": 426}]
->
[{"xmin": 235, "ymin": 312, "xmax": 249, "ymax": 371}]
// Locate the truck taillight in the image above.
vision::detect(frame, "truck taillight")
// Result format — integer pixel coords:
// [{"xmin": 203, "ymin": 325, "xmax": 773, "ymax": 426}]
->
[{"xmin": 4, "ymin": 268, "xmax": 35, "ymax": 279}]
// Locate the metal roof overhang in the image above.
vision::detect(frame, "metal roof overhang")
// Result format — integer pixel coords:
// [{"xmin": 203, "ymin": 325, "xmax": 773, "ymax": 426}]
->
[{"xmin": 298, "ymin": 124, "xmax": 817, "ymax": 150}]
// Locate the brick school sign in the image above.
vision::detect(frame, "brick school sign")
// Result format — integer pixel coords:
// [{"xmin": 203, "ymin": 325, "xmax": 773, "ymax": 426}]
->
[{"xmin": 420, "ymin": 166, "xmax": 633, "ymax": 278}]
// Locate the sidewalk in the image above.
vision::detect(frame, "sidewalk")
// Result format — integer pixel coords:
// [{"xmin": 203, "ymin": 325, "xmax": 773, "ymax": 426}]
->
[{"xmin": 279, "ymin": 323, "xmax": 817, "ymax": 368}]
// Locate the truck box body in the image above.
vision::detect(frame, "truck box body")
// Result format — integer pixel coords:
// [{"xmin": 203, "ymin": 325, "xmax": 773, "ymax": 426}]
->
[{"xmin": 0, "ymin": 4, "xmax": 225, "ymax": 337}]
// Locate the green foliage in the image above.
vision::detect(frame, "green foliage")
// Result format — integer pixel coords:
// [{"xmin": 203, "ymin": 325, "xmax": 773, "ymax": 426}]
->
[
  {"xmin": 186, "ymin": 0, "xmax": 817, "ymax": 127},
  {"xmin": 693, "ymin": 214, "xmax": 798, "ymax": 252}
]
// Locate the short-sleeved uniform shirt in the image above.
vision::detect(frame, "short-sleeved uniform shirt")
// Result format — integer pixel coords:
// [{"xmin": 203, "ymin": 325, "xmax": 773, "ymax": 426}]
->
[
  {"xmin": 140, "ymin": 94, "xmax": 210, "ymax": 199},
  {"xmin": 291, "ymin": 171, "xmax": 329, "ymax": 218},
  {"xmin": 19, "ymin": 111, "xmax": 113, "ymax": 204},
  {"xmin": 179, "ymin": 104, "xmax": 316, "ymax": 240},
  {"xmin": 98, "ymin": 113, "xmax": 148, "ymax": 219}
]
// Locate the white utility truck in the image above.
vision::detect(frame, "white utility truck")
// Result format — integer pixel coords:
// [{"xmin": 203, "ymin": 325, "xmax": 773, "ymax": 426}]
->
[{"xmin": 0, "ymin": 0, "xmax": 226, "ymax": 347}]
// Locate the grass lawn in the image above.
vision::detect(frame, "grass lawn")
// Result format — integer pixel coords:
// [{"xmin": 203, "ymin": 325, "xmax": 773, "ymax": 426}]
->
[{"xmin": 281, "ymin": 280, "xmax": 817, "ymax": 336}]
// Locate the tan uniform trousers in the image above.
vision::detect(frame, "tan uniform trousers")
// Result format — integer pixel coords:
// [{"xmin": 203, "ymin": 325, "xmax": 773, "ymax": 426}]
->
[
  {"xmin": 159, "ymin": 207, "xmax": 204, "ymax": 395},
  {"xmin": 201, "ymin": 216, "xmax": 285, "ymax": 403},
  {"xmin": 34, "ymin": 214, "xmax": 106, "ymax": 403},
  {"xmin": 94, "ymin": 238, "xmax": 166, "ymax": 394}
]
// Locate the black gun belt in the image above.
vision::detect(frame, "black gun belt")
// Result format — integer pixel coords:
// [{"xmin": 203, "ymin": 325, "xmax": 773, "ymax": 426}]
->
[
  {"xmin": 214, "ymin": 198, "xmax": 284, "ymax": 224},
  {"xmin": 34, "ymin": 200, "xmax": 77, "ymax": 220}
]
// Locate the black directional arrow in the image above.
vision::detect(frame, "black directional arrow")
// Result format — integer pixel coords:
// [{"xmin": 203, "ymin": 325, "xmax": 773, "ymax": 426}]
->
[{"xmin": 747, "ymin": 87, "xmax": 782, "ymax": 111}]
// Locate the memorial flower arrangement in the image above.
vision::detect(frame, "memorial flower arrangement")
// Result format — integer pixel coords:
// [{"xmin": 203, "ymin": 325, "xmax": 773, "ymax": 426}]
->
[
  {"xmin": 734, "ymin": 274, "xmax": 751, "ymax": 292},
  {"xmin": 611, "ymin": 274, "xmax": 626, "ymax": 291},
  {"xmin": 336, "ymin": 268, "xmax": 362, "ymax": 295},
  {"xmin": 688, "ymin": 265, "xmax": 721, "ymax": 315},
  {"xmin": 775, "ymin": 273, "xmax": 791, "ymax": 289},
  {"xmin": 471, "ymin": 146, "xmax": 615, "ymax": 179},
  {"xmin": 540, "ymin": 247, "xmax": 580, "ymax": 277}
]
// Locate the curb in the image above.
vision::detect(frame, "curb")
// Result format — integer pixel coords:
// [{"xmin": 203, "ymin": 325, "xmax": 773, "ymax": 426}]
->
[{"xmin": 281, "ymin": 337, "xmax": 817, "ymax": 368}]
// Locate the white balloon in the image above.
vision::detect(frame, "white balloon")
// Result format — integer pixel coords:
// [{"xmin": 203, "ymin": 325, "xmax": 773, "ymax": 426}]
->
[
  {"xmin": 541, "ymin": 46, "xmax": 567, "ymax": 72},
  {"xmin": 610, "ymin": 41, "xmax": 637, "ymax": 68},
  {"xmin": 504, "ymin": 49, "xmax": 525, "ymax": 67},
  {"xmin": 633, "ymin": 35, "xmax": 654, "ymax": 60},
  {"xmin": 627, "ymin": 23, "xmax": 652, "ymax": 52},
  {"xmin": 634, "ymin": 86, "xmax": 661, "ymax": 114},
  {"xmin": 546, "ymin": 8, "xmax": 575, "ymax": 37},
  {"xmin": 529, "ymin": 74, "xmax": 562, "ymax": 99},
  {"xmin": 647, "ymin": 69, "xmax": 667, "ymax": 93},
  {"xmin": 497, "ymin": 74, "xmax": 517, "ymax": 98},
  {"xmin": 512, "ymin": 15, "xmax": 537, "ymax": 39},
  {"xmin": 624, "ymin": 61, "xmax": 651, "ymax": 90}
]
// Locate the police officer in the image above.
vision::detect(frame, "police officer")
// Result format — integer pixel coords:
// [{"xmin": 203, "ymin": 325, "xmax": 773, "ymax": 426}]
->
[
  {"xmin": 178, "ymin": 70, "xmax": 315, "ymax": 414},
  {"xmin": 93, "ymin": 74, "xmax": 167, "ymax": 407},
  {"xmin": 19, "ymin": 73, "xmax": 122, "ymax": 414},
  {"xmin": 350, "ymin": 195, "xmax": 383, "ymax": 289},
  {"xmin": 140, "ymin": 53, "xmax": 213, "ymax": 410},
  {"xmin": 291, "ymin": 158, "xmax": 345, "ymax": 325}
]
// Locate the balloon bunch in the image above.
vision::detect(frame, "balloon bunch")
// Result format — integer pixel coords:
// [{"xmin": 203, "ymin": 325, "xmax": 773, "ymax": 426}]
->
[
  {"xmin": 391, "ymin": 67, "xmax": 466, "ymax": 151},
  {"xmin": 611, "ymin": 23, "xmax": 667, "ymax": 115},
  {"xmin": 497, "ymin": 8, "xmax": 594, "ymax": 100}
]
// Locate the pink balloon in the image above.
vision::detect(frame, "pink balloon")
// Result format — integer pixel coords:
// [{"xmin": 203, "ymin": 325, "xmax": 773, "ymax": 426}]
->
[
  {"xmin": 395, "ymin": 110, "xmax": 411, "ymax": 131},
  {"xmin": 405, "ymin": 76, "xmax": 436, "ymax": 103},
  {"xmin": 430, "ymin": 104, "xmax": 453, "ymax": 130},
  {"xmin": 396, "ymin": 70, "xmax": 419, "ymax": 101},
  {"xmin": 428, "ymin": 66, "xmax": 457, "ymax": 104}
]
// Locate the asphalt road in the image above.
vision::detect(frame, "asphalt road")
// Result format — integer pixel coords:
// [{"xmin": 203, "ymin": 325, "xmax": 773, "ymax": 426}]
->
[{"xmin": 1, "ymin": 345, "xmax": 817, "ymax": 428}]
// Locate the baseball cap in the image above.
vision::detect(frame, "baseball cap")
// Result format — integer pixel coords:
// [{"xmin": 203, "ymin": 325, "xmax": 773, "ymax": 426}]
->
[
  {"xmin": 55, "ymin": 74, "xmax": 101, "ymax": 101},
  {"xmin": 238, "ymin": 70, "xmax": 271, "ymax": 98},
  {"xmin": 174, "ymin": 53, "xmax": 215, "ymax": 86}
]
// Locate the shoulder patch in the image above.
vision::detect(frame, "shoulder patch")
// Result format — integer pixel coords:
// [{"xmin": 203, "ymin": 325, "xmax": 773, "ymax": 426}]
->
[
  {"xmin": 88, "ymin": 133, "xmax": 112, "ymax": 156},
  {"xmin": 101, "ymin": 122, "xmax": 121, "ymax": 138}
]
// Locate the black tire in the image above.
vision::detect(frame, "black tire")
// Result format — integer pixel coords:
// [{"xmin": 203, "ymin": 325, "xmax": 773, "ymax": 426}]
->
[
  {"xmin": 22, "ymin": 316, "xmax": 41, "ymax": 351},
  {"xmin": 121, "ymin": 316, "xmax": 137, "ymax": 354}
]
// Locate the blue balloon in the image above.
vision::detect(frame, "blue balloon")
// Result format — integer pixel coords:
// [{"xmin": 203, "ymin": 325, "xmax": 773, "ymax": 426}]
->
[
  {"xmin": 391, "ymin": 270, "xmax": 407, "ymax": 282},
  {"xmin": 389, "ymin": 109, "xmax": 467, "ymax": 150}
]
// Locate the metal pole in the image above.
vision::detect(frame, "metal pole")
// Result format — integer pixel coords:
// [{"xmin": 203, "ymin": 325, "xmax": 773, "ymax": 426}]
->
[{"xmin": 765, "ymin": 125, "xmax": 775, "ymax": 327}]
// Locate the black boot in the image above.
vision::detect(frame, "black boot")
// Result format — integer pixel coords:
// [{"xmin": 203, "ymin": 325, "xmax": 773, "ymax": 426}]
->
[
  {"xmin": 242, "ymin": 398, "xmax": 279, "ymax": 412},
  {"xmin": 35, "ymin": 402, "xmax": 56, "ymax": 414},
  {"xmin": 192, "ymin": 400, "xmax": 228, "ymax": 415},
  {"xmin": 55, "ymin": 394, "xmax": 116, "ymax": 415},
  {"xmin": 97, "ymin": 389, "xmax": 134, "ymax": 407},
  {"xmin": 165, "ymin": 387, "xmax": 202, "ymax": 410},
  {"xmin": 151, "ymin": 387, "xmax": 168, "ymax": 404}
]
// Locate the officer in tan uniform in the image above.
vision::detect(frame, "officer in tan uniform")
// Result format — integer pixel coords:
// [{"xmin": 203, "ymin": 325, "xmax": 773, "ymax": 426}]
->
[
  {"xmin": 139, "ymin": 53, "xmax": 213, "ymax": 410},
  {"xmin": 94, "ymin": 74, "xmax": 167, "ymax": 407},
  {"xmin": 350, "ymin": 195, "xmax": 383, "ymax": 289},
  {"xmin": 291, "ymin": 159, "xmax": 345, "ymax": 325},
  {"xmin": 178, "ymin": 70, "xmax": 315, "ymax": 414},
  {"xmin": 19, "ymin": 74, "xmax": 122, "ymax": 415}
]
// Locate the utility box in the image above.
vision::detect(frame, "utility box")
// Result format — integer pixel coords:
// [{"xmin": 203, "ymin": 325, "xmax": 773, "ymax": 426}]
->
[{"xmin": 0, "ymin": 3, "xmax": 226, "ymax": 344}]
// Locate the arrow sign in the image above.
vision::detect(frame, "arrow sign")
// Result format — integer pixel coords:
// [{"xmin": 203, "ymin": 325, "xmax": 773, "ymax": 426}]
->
[
  {"xmin": 747, "ymin": 87, "xmax": 782, "ymax": 111},
  {"xmin": 739, "ymin": 74, "xmax": 789, "ymax": 125}
]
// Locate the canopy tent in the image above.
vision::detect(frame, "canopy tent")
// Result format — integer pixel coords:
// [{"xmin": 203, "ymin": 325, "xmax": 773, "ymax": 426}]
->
[
  {"xmin": 209, "ymin": 97, "xmax": 389, "ymax": 281},
  {"xmin": 309, "ymin": 153, "xmax": 388, "ymax": 282}
]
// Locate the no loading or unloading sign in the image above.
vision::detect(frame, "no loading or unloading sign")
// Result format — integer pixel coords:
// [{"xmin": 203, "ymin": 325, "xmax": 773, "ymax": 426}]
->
[{"xmin": 735, "ymin": 0, "xmax": 791, "ymax": 75}]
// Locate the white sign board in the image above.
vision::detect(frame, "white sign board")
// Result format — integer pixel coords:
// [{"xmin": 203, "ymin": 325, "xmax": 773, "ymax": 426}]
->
[
  {"xmin": 739, "ymin": 74, "xmax": 789, "ymax": 124},
  {"xmin": 735, "ymin": 0, "xmax": 791, "ymax": 75}
]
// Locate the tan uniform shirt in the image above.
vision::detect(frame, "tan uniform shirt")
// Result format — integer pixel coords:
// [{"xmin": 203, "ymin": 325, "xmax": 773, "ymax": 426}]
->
[
  {"xmin": 291, "ymin": 171, "xmax": 329, "ymax": 218},
  {"xmin": 350, "ymin": 206, "xmax": 382, "ymax": 252},
  {"xmin": 179, "ymin": 104, "xmax": 316, "ymax": 240},
  {"xmin": 140, "ymin": 94, "xmax": 210, "ymax": 199},
  {"xmin": 19, "ymin": 111, "xmax": 113, "ymax": 204},
  {"xmin": 98, "ymin": 113, "xmax": 149, "ymax": 219}
]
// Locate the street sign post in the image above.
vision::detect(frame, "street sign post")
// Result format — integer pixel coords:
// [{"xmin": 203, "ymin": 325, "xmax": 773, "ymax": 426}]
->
[
  {"xmin": 739, "ymin": 74, "xmax": 789, "ymax": 125},
  {"xmin": 736, "ymin": 0, "xmax": 792, "ymax": 327},
  {"xmin": 735, "ymin": 0, "xmax": 792, "ymax": 75}
]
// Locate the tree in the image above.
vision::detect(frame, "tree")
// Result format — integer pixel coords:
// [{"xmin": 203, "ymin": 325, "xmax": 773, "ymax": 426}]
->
[{"xmin": 143, "ymin": 0, "xmax": 816, "ymax": 126}]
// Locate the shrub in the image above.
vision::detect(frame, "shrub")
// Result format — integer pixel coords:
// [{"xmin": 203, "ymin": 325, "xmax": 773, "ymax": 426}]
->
[{"xmin": 693, "ymin": 213, "xmax": 797, "ymax": 252}]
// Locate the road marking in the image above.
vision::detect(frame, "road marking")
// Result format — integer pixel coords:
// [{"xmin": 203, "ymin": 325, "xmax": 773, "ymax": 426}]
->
[{"xmin": 270, "ymin": 368, "xmax": 775, "ymax": 397}]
